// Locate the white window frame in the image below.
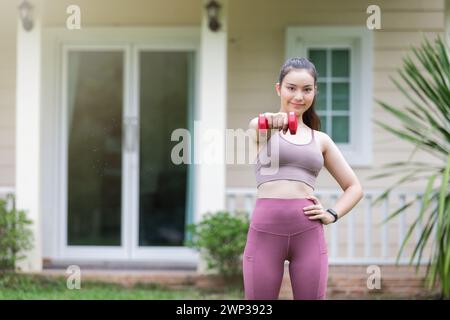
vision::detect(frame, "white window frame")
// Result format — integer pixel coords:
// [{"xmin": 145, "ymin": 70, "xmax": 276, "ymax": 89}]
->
[
  {"xmin": 446, "ymin": 0, "xmax": 450, "ymax": 45},
  {"xmin": 308, "ymin": 45, "xmax": 352, "ymax": 143},
  {"xmin": 286, "ymin": 26, "xmax": 373, "ymax": 167},
  {"xmin": 41, "ymin": 27, "xmax": 200, "ymax": 265}
]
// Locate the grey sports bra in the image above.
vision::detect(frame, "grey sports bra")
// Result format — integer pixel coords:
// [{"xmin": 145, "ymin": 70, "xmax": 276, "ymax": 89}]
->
[{"xmin": 254, "ymin": 129, "xmax": 324, "ymax": 190}]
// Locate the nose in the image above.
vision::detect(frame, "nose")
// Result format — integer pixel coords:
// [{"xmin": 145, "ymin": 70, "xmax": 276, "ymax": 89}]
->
[{"xmin": 294, "ymin": 92, "xmax": 304, "ymax": 101}]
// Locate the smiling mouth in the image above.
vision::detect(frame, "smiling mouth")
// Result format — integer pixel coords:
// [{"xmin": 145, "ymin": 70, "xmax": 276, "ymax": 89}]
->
[{"xmin": 291, "ymin": 103, "xmax": 305, "ymax": 106}]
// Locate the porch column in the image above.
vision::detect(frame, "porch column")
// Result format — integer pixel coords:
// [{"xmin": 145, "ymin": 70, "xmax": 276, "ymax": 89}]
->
[
  {"xmin": 194, "ymin": 1, "xmax": 228, "ymax": 219},
  {"xmin": 194, "ymin": 0, "xmax": 228, "ymax": 274},
  {"xmin": 15, "ymin": 0, "xmax": 43, "ymax": 272},
  {"xmin": 446, "ymin": 0, "xmax": 450, "ymax": 45}
]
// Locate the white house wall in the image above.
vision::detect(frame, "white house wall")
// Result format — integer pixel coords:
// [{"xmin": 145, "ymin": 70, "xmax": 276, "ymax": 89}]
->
[{"xmin": 0, "ymin": 1, "xmax": 18, "ymax": 187}]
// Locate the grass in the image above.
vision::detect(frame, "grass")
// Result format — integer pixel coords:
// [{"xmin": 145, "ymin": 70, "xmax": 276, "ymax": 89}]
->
[
  {"xmin": 1, "ymin": 273, "xmax": 441, "ymax": 300},
  {"xmin": 0, "ymin": 273, "xmax": 245, "ymax": 300}
]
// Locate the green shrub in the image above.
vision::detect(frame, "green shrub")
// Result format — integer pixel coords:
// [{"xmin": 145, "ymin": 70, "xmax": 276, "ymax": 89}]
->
[
  {"xmin": 0, "ymin": 194, "xmax": 34, "ymax": 271},
  {"xmin": 185, "ymin": 210, "xmax": 249, "ymax": 278}
]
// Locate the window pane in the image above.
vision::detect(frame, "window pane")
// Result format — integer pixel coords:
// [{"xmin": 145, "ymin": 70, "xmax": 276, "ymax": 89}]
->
[
  {"xmin": 332, "ymin": 49, "xmax": 349, "ymax": 77},
  {"xmin": 316, "ymin": 82, "xmax": 327, "ymax": 111},
  {"xmin": 332, "ymin": 82, "xmax": 349, "ymax": 111},
  {"xmin": 67, "ymin": 51, "xmax": 123, "ymax": 246},
  {"xmin": 332, "ymin": 116, "xmax": 349, "ymax": 143},
  {"xmin": 139, "ymin": 51, "xmax": 192, "ymax": 246},
  {"xmin": 308, "ymin": 49, "xmax": 327, "ymax": 77}
]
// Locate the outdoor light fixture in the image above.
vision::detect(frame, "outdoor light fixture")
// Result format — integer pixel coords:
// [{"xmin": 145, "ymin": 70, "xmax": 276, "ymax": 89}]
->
[
  {"xmin": 205, "ymin": 0, "xmax": 221, "ymax": 32},
  {"xmin": 18, "ymin": 0, "xmax": 34, "ymax": 31}
]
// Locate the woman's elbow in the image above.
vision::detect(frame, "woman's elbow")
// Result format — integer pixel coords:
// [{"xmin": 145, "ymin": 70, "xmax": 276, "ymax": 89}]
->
[
  {"xmin": 348, "ymin": 182, "xmax": 364, "ymax": 200},
  {"xmin": 356, "ymin": 185, "xmax": 364, "ymax": 200}
]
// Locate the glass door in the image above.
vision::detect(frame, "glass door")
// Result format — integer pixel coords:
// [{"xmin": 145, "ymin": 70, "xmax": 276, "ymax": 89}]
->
[
  {"xmin": 66, "ymin": 50, "xmax": 124, "ymax": 248},
  {"xmin": 63, "ymin": 45, "xmax": 196, "ymax": 261},
  {"xmin": 137, "ymin": 51, "xmax": 194, "ymax": 248}
]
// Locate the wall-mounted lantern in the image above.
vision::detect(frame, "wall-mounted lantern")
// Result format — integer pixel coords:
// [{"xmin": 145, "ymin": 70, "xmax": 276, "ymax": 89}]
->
[
  {"xmin": 205, "ymin": 0, "xmax": 221, "ymax": 32},
  {"xmin": 18, "ymin": 0, "xmax": 34, "ymax": 32}
]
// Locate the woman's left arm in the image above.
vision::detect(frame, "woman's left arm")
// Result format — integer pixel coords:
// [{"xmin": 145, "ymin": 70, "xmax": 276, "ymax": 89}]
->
[
  {"xmin": 322, "ymin": 132, "xmax": 364, "ymax": 220},
  {"xmin": 304, "ymin": 132, "xmax": 364, "ymax": 224}
]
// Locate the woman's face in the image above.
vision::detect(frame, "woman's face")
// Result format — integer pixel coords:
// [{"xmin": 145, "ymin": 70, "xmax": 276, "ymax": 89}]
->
[{"xmin": 275, "ymin": 69, "xmax": 316, "ymax": 117}]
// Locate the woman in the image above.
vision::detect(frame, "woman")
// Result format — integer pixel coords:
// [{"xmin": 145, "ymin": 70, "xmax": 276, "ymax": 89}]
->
[{"xmin": 244, "ymin": 57, "xmax": 364, "ymax": 300}]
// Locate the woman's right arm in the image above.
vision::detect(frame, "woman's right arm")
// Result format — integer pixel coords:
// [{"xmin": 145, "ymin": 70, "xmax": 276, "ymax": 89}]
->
[
  {"xmin": 248, "ymin": 116, "xmax": 260, "ymax": 145},
  {"xmin": 248, "ymin": 115, "xmax": 269, "ymax": 150}
]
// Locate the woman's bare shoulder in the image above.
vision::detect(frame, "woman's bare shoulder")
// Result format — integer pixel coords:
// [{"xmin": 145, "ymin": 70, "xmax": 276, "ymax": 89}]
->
[{"xmin": 314, "ymin": 130, "xmax": 332, "ymax": 154}]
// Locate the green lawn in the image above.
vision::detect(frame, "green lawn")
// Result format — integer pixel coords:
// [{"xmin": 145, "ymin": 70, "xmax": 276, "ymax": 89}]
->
[
  {"xmin": 1, "ymin": 273, "xmax": 440, "ymax": 300},
  {"xmin": 0, "ymin": 273, "xmax": 244, "ymax": 300}
]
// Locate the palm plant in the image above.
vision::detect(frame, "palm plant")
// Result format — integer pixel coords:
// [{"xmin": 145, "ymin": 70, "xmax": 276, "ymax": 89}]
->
[{"xmin": 368, "ymin": 36, "xmax": 450, "ymax": 299}]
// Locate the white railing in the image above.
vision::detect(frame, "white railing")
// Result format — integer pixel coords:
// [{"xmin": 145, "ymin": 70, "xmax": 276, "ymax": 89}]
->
[
  {"xmin": 3, "ymin": 186, "xmax": 433, "ymax": 265},
  {"xmin": 226, "ymin": 188, "xmax": 435, "ymax": 265}
]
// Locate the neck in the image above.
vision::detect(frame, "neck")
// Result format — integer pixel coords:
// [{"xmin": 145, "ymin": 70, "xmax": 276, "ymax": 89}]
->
[
  {"xmin": 295, "ymin": 114, "xmax": 307, "ymax": 128},
  {"xmin": 297, "ymin": 118, "xmax": 306, "ymax": 127}
]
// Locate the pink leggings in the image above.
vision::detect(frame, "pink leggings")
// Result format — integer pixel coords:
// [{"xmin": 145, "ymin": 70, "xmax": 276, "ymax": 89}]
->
[{"xmin": 243, "ymin": 198, "xmax": 328, "ymax": 300}]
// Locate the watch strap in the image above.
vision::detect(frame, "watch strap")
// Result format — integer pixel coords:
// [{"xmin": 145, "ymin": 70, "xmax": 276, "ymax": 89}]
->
[{"xmin": 326, "ymin": 208, "xmax": 338, "ymax": 223}]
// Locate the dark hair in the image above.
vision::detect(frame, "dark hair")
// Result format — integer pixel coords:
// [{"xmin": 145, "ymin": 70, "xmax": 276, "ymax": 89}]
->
[{"xmin": 278, "ymin": 57, "xmax": 321, "ymax": 131}]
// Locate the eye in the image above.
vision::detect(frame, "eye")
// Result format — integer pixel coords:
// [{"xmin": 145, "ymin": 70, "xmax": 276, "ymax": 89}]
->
[
  {"xmin": 305, "ymin": 88, "xmax": 312, "ymax": 93},
  {"xmin": 288, "ymin": 87, "xmax": 295, "ymax": 91}
]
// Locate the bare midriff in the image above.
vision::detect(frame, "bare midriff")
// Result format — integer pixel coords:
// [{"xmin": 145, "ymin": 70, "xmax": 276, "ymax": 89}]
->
[{"xmin": 256, "ymin": 180, "xmax": 314, "ymax": 199}]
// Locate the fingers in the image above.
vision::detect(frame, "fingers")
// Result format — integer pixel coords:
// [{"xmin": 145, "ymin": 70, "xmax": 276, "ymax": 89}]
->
[
  {"xmin": 283, "ymin": 116, "xmax": 288, "ymax": 133},
  {"xmin": 266, "ymin": 113, "xmax": 273, "ymax": 128},
  {"xmin": 308, "ymin": 214, "xmax": 325, "ymax": 221},
  {"xmin": 303, "ymin": 204, "xmax": 321, "ymax": 211},
  {"xmin": 268, "ymin": 113, "xmax": 282, "ymax": 130},
  {"xmin": 303, "ymin": 210, "xmax": 322, "ymax": 215},
  {"xmin": 277, "ymin": 116, "xmax": 284, "ymax": 130},
  {"xmin": 272, "ymin": 115, "xmax": 279, "ymax": 129},
  {"xmin": 303, "ymin": 202, "xmax": 324, "ymax": 218},
  {"xmin": 303, "ymin": 208, "xmax": 323, "ymax": 216},
  {"xmin": 263, "ymin": 112, "xmax": 289, "ymax": 132},
  {"xmin": 305, "ymin": 195, "xmax": 318, "ymax": 203}
]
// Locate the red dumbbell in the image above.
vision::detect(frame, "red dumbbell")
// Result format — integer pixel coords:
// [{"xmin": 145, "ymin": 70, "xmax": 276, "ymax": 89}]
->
[
  {"xmin": 258, "ymin": 113, "xmax": 269, "ymax": 130},
  {"xmin": 288, "ymin": 112, "xmax": 298, "ymax": 134},
  {"xmin": 258, "ymin": 112, "xmax": 298, "ymax": 134}
]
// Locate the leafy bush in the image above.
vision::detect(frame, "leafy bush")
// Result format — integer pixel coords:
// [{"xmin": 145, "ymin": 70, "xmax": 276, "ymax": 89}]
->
[
  {"xmin": 185, "ymin": 210, "xmax": 249, "ymax": 278},
  {"xmin": 0, "ymin": 194, "xmax": 34, "ymax": 271}
]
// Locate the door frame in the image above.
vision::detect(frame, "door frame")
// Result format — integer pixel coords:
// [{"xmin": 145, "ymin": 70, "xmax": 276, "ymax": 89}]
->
[{"xmin": 41, "ymin": 27, "xmax": 200, "ymax": 264}]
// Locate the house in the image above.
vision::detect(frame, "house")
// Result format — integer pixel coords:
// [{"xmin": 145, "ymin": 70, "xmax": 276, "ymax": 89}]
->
[{"xmin": 0, "ymin": 0, "xmax": 448, "ymax": 296}]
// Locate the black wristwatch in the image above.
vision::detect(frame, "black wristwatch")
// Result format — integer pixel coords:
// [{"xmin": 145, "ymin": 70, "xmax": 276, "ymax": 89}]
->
[{"xmin": 326, "ymin": 208, "xmax": 339, "ymax": 223}]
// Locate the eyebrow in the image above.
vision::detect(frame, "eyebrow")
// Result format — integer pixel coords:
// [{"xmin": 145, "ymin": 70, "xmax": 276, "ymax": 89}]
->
[{"xmin": 286, "ymin": 83, "xmax": 313, "ymax": 87}]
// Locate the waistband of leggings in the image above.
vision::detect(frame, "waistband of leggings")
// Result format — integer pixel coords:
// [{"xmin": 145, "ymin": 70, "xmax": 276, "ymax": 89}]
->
[{"xmin": 255, "ymin": 197, "xmax": 314, "ymax": 203}]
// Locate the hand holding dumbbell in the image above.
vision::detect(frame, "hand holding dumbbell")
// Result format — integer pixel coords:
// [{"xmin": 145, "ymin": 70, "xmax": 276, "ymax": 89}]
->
[{"xmin": 258, "ymin": 112, "xmax": 298, "ymax": 135}]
